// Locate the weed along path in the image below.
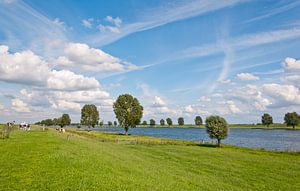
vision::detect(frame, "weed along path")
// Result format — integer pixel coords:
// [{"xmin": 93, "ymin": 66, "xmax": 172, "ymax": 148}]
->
[{"xmin": 0, "ymin": 129, "xmax": 299, "ymax": 191}]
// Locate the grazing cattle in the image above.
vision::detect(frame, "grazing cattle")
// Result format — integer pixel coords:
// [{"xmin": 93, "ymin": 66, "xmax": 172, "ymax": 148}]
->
[{"xmin": 19, "ymin": 122, "xmax": 30, "ymax": 131}]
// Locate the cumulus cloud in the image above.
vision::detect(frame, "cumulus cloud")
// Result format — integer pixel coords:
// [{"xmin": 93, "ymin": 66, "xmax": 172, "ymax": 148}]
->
[
  {"xmin": 236, "ymin": 72, "xmax": 260, "ymax": 81},
  {"xmin": 284, "ymin": 57, "xmax": 300, "ymax": 70},
  {"xmin": 56, "ymin": 43, "xmax": 139, "ymax": 73},
  {"xmin": 0, "ymin": 45, "xmax": 50, "ymax": 85},
  {"xmin": 50, "ymin": 99, "xmax": 81, "ymax": 111},
  {"xmin": 47, "ymin": 70, "xmax": 100, "ymax": 91},
  {"xmin": 82, "ymin": 18, "xmax": 93, "ymax": 28},
  {"xmin": 262, "ymin": 83, "xmax": 300, "ymax": 105},
  {"xmin": 199, "ymin": 96, "xmax": 211, "ymax": 102},
  {"xmin": 11, "ymin": 98, "xmax": 30, "ymax": 113},
  {"xmin": 98, "ymin": 16, "xmax": 122, "ymax": 34},
  {"xmin": 152, "ymin": 96, "xmax": 166, "ymax": 107}
]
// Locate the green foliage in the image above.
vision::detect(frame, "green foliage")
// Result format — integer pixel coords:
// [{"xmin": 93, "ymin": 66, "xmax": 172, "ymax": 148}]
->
[
  {"xmin": 59, "ymin": 114, "xmax": 71, "ymax": 128},
  {"xmin": 194, "ymin": 116, "xmax": 203, "ymax": 126},
  {"xmin": 108, "ymin": 121, "xmax": 112, "ymax": 126},
  {"xmin": 178, "ymin": 117, "xmax": 184, "ymax": 126},
  {"xmin": 284, "ymin": 112, "xmax": 300, "ymax": 129},
  {"xmin": 150, "ymin": 119, "xmax": 155, "ymax": 126},
  {"xmin": 81, "ymin": 104, "xmax": 99, "ymax": 128},
  {"xmin": 113, "ymin": 94, "xmax": 143, "ymax": 135},
  {"xmin": 142, "ymin": 120, "xmax": 147, "ymax": 125},
  {"xmin": 205, "ymin": 115, "xmax": 229, "ymax": 147},
  {"xmin": 166, "ymin": 118, "xmax": 172, "ymax": 126},
  {"xmin": 160, "ymin": 119, "xmax": 165, "ymax": 126},
  {"xmin": 261, "ymin": 113, "xmax": 273, "ymax": 127},
  {"xmin": 99, "ymin": 121, "xmax": 104, "ymax": 126},
  {"xmin": 113, "ymin": 121, "xmax": 117, "ymax": 126}
]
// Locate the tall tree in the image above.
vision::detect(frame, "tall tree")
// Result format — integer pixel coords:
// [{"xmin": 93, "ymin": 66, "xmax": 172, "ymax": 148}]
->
[
  {"xmin": 80, "ymin": 104, "xmax": 99, "ymax": 128},
  {"xmin": 166, "ymin": 118, "xmax": 172, "ymax": 126},
  {"xmin": 59, "ymin": 114, "xmax": 71, "ymax": 128},
  {"xmin": 108, "ymin": 121, "xmax": 112, "ymax": 126},
  {"xmin": 160, "ymin": 119, "xmax": 165, "ymax": 126},
  {"xmin": 205, "ymin": 115, "xmax": 229, "ymax": 147},
  {"xmin": 113, "ymin": 94, "xmax": 143, "ymax": 135},
  {"xmin": 178, "ymin": 117, "xmax": 184, "ymax": 126},
  {"xmin": 261, "ymin": 113, "xmax": 273, "ymax": 127},
  {"xmin": 150, "ymin": 119, "xmax": 156, "ymax": 126},
  {"xmin": 284, "ymin": 112, "xmax": 300, "ymax": 129},
  {"xmin": 142, "ymin": 120, "xmax": 147, "ymax": 125},
  {"xmin": 194, "ymin": 116, "xmax": 203, "ymax": 126},
  {"xmin": 114, "ymin": 121, "xmax": 117, "ymax": 126}
]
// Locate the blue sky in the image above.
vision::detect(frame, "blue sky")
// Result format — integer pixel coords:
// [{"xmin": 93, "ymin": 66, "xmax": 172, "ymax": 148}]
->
[{"xmin": 0, "ymin": 0, "xmax": 300, "ymax": 124}]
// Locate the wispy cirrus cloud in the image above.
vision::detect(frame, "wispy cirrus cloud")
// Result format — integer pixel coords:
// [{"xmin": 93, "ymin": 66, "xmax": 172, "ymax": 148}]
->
[{"xmin": 86, "ymin": 0, "xmax": 246, "ymax": 46}]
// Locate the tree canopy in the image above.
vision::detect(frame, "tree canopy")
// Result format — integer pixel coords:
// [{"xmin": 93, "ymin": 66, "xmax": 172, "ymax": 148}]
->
[
  {"xmin": 142, "ymin": 120, "xmax": 147, "ymax": 125},
  {"xmin": 150, "ymin": 119, "xmax": 156, "ymax": 126},
  {"xmin": 284, "ymin": 112, "xmax": 300, "ymax": 129},
  {"xmin": 59, "ymin": 114, "xmax": 71, "ymax": 128},
  {"xmin": 166, "ymin": 118, "xmax": 172, "ymax": 126},
  {"xmin": 261, "ymin": 113, "xmax": 273, "ymax": 127},
  {"xmin": 113, "ymin": 94, "xmax": 143, "ymax": 135},
  {"xmin": 194, "ymin": 116, "xmax": 203, "ymax": 126},
  {"xmin": 160, "ymin": 119, "xmax": 165, "ymax": 126},
  {"xmin": 205, "ymin": 115, "xmax": 229, "ymax": 147},
  {"xmin": 178, "ymin": 117, "xmax": 184, "ymax": 126},
  {"xmin": 80, "ymin": 104, "xmax": 99, "ymax": 128}
]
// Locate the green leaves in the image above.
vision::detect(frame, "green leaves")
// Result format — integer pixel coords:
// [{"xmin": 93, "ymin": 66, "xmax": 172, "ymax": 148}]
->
[
  {"xmin": 284, "ymin": 112, "xmax": 300, "ymax": 129},
  {"xmin": 113, "ymin": 94, "xmax": 143, "ymax": 134},
  {"xmin": 261, "ymin": 113, "xmax": 273, "ymax": 127},
  {"xmin": 81, "ymin": 104, "xmax": 99, "ymax": 128},
  {"xmin": 194, "ymin": 116, "xmax": 202, "ymax": 126},
  {"xmin": 205, "ymin": 115, "xmax": 228, "ymax": 146}
]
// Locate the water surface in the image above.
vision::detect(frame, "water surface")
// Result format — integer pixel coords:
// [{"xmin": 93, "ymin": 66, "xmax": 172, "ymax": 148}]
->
[{"xmin": 93, "ymin": 127, "xmax": 300, "ymax": 151}]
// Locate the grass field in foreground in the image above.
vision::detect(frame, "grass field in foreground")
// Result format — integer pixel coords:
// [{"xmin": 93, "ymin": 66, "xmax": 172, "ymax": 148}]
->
[{"xmin": 0, "ymin": 129, "xmax": 299, "ymax": 191}]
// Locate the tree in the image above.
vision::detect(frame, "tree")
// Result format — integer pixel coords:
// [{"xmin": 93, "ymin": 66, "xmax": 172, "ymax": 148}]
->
[
  {"xmin": 284, "ymin": 112, "xmax": 300, "ymax": 129},
  {"xmin": 99, "ymin": 121, "xmax": 104, "ymax": 126},
  {"xmin": 194, "ymin": 116, "xmax": 203, "ymax": 126},
  {"xmin": 80, "ymin": 104, "xmax": 99, "ymax": 128},
  {"xmin": 53, "ymin": 118, "xmax": 59, "ymax": 126},
  {"xmin": 113, "ymin": 94, "xmax": 143, "ymax": 135},
  {"xmin": 205, "ymin": 115, "xmax": 229, "ymax": 147},
  {"xmin": 59, "ymin": 114, "xmax": 71, "ymax": 128},
  {"xmin": 142, "ymin": 120, "xmax": 147, "ymax": 125},
  {"xmin": 178, "ymin": 117, "xmax": 184, "ymax": 126},
  {"xmin": 108, "ymin": 121, "xmax": 112, "ymax": 126},
  {"xmin": 160, "ymin": 119, "xmax": 165, "ymax": 126},
  {"xmin": 166, "ymin": 118, "xmax": 172, "ymax": 126},
  {"xmin": 43, "ymin": 119, "xmax": 54, "ymax": 126},
  {"xmin": 114, "ymin": 121, "xmax": 117, "ymax": 126},
  {"xmin": 150, "ymin": 119, "xmax": 156, "ymax": 126},
  {"xmin": 261, "ymin": 113, "xmax": 273, "ymax": 127}
]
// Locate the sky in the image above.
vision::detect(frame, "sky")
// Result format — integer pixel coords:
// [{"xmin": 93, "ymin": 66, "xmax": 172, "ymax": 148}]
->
[{"xmin": 0, "ymin": 0, "xmax": 300, "ymax": 124}]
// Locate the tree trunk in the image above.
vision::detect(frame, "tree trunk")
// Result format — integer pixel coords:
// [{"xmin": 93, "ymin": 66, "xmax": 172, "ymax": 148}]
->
[
  {"xmin": 217, "ymin": 139, "xmax": 221, "ymax": 147},
  {"xmin": 293, "ymin": 125, "xmax": 295, "ymax": 130}
]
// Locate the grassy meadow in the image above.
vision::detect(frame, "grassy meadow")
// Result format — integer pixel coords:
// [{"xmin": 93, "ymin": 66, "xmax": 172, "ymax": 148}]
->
[{"xmin": 0, "ymin": 127, "xmax": 299, "ymax": 191}]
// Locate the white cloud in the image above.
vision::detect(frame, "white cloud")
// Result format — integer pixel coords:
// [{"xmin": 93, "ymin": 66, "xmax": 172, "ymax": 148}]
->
[
  {"xmin": 47, "ymin": 70, "xmax": 100, "ymax": 91},
  {"xmin": 262, "ymin": 83, "xmax": 300, "ymax": 105},
  {"xmin": 285, "ymin": 75, "xmax": 300, "ymax": 86},
  {"xmin": 284, "ymin": 57, "xmax": 300, "ymax": 70},
  {"xmin": 0, "ymin": 102, "xmax": 4, "ymax": 110},
  {"xmin": 199, "ymin": 96, "xmax": 211, "ymax": 102},
  {"xmin": 0, "ymin": 45, "xmax": 50, "ymax": 85},
  {"xmin": 105, "ymin": 16, "xmax": 122, "ymax": 27},
  {"xmin": 98, "ymin": 16, "xmax": 122, "ymax": 34},
  {"xmin": 11, "ymin": 98, "xmax": 30, "ymax": 113},
  {"xmin": 82, "ymin": 18, "xmax": 93, "ymax": 28},
  {"xmin": 57, "ymin": 43, "xmax": 139, "ymax": 73},
  {"xmin": 226, "ymin": 100, "xmax": 241, "ymax": 114},
  {"xmin": 50, "ymin": 99, "xmax": 81, "ymax": 111},
  {"xmin": 237, "ymin": 73, "xmax": 260, "ymax": 81},
  {"xmin": 152, "ymin": 96, "xmax": 167, "ymax": 107}
]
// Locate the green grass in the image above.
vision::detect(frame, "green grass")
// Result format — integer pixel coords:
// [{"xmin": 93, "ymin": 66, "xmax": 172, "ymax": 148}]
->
[{"xmin": 0, "ymin": 129, "xmax": 299, "ymax": 191}]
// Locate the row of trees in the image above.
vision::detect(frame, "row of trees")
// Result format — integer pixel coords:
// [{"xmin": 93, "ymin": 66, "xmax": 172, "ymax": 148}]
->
[
  {"xmin": 142, "ymin": 116, "xmax": 203, "ymax": 126},
  {"xmin": 261, "ymin": 112, "xmax": 300, "ymax": 129},
  {"xmin": 36, "ymin": 114, "xmax": 71, "ymax": 128}
]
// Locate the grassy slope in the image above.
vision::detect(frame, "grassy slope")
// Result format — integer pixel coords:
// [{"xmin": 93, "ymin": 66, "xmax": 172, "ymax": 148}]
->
[{"xmin": 0, "ymin": 129, "xmax": 299, "ymax": 191}]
